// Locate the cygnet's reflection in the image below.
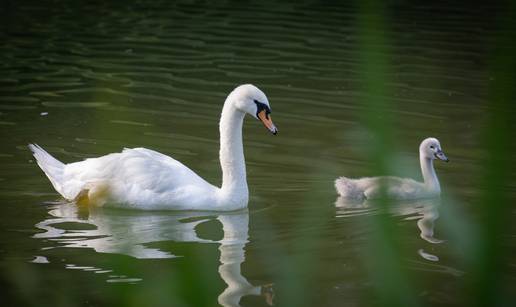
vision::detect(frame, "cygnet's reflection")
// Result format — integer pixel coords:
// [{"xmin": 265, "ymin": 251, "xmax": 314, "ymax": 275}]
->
[
  {"xmin": 335, "ymin": 197, "xmax": 443, "ymax": 260},
  {"xmin": 34, "ymin": 203, "xmax": 273, "ymax": 306}
]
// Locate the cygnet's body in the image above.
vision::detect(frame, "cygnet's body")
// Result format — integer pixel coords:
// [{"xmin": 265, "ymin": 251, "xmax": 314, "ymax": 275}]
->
[
  {"xmin": 335, "ymin": 138, "xmax": 448, "ymax": 201},
  {"xmin": 30, "ymin": 84, "xmax": 278, "ymax": 211}
]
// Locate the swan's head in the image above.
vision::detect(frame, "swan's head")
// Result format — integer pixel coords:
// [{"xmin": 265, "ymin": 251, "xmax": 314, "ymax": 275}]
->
[
  {"xmin": 230, "ymin": 84, "xmax": 278, "ymax": 135},
  {"xmin": 420, "ymin": 137, "xmax": 449, "ymax": 162}
]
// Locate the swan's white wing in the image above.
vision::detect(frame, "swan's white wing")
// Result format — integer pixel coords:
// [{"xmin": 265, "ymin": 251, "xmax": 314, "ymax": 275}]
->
[
  {"xmin": 62, "ymin": 148, "xmax": 218, "ymax": 208},
  {"xmin": 117, "ymin": 148, "xmax": 213, "ymax": 191},
  {"xmin": 59, "ymin": 152, "xmax": 119, "ymax": 199}
]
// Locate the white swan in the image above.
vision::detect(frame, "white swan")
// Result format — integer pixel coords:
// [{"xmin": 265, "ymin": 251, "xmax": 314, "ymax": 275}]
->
[
  {"xmin": 335, "ymin": 137, "xmax": 448, "ymax": 200},
  {"xmin": 29, "ymin": 84, "xmax": 278, "ymax": 211}
]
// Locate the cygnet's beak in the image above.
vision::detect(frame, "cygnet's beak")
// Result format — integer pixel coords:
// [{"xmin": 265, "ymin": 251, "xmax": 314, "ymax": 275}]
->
[
  {"xmin": 435, "ymin": 150, "xmax": 449, "ymax": 162},
  {"xmin": 257, "ymin": 110, "xmax": 278, "ymax": 135}
]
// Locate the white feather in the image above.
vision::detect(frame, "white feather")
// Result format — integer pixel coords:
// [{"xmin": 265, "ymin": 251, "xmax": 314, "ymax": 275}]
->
[{"xmin": 30, "ymin": 84, "xmax": 275, "ymax": 211}]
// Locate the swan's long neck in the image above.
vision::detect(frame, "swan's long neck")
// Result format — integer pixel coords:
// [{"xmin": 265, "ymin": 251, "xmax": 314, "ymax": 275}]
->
[
  {"xmin": 420, "ymin": 153, "xmax": 440, "ymax": 193},
  {"xmin": 219, "ymin": 99, "xmax": 248, "ymax": 204}
]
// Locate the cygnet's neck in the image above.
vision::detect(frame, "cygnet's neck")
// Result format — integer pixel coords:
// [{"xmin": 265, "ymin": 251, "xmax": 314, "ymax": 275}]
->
[
  {"xmin": 219, "ymin": 98, "xmax": 248, "ymax": 205},
  {"xmin": 420, "ymin": 152, "xmax": 440, "ymax": 193}
]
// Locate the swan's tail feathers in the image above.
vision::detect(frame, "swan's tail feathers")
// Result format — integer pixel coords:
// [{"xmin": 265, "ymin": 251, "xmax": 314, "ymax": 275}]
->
[
  {"xmin": 29, "ymin": 144, "xmax": 67, "ymax": 197},
  {"xmin": 335, "ymin": 177, "xmax": 365, "ymax": 200}
]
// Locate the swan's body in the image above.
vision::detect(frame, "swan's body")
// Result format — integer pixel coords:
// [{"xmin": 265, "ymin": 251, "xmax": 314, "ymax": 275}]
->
[
  {"xmin": 30, "ymin": 84, "xmax": 277, "ymax": 211},
  {"xmin": 335, "ymin": 138, "xmax": 448, "ymax": 201}
]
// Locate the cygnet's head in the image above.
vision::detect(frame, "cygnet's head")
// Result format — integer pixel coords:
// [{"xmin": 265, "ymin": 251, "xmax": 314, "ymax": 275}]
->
[
  {"xmin": 419, "ymin": 137, "xmax": 449, "ymax": 162},
  {"xmin": 229, "ymin": 84, "xmax": 278, "ymax": 135}
]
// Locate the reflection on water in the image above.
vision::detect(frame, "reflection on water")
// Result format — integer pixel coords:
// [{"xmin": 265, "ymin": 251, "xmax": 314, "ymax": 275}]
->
[
  {"xmin": 336, "ymin": 197, "xmax": 444, "ymax": 261},
  {"xmin": 217, "ymin": 214, "xmax": 274, "ymax": 307},
  {"xmin": 34, "ymin": 203, "xmax": 273, "ymax": 306},
  {"xmin": 34, "ymin": 203, "xmax": 214, "ymax": 258},
  {"xmin": 1, "ymin": 0, "xmax": 508, "ymax": 304}
]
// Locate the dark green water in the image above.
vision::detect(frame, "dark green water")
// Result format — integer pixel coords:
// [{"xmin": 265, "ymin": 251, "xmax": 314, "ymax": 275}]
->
[{"xmin": 1, "ymin": 1, "xmax": 515, "ymax": 306}]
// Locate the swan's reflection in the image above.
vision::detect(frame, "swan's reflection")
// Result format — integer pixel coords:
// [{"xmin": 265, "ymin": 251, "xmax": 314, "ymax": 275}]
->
[
  {"xmin": 218, "ymin": 214, "xmax": 274, "ymax": 306},
  {"xmin": 335, "ymin": 197, "xmax": 443, "ymax": 260},
  {"xmin": 34, "ymin": 203, "xmax": 273, "ymax": 306}
]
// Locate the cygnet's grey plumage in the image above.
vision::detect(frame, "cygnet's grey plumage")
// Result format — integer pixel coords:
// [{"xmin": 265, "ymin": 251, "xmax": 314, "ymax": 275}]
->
[{"xmin": 335, "ymin": 138, "xmax": 448, "ymax": 200}]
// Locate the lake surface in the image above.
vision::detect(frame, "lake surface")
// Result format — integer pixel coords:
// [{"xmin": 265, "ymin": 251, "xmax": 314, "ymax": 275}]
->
[{"xmin": 1, "ymin": 1, "xmax": 515, "ymax": 306}]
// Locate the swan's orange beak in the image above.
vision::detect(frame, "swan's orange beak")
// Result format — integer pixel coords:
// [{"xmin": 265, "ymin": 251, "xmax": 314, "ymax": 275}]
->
[{"xmin": 257, "ymin": 110, "xmax": 278, "ymax": 135}]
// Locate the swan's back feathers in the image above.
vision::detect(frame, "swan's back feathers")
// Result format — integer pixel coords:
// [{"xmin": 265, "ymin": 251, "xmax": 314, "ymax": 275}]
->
[
  {"xmin": 62, "ymin": 147, "xmax": 218, "ymax": 208},
  {"xmin": 117, "ymin": 148, "xmax": 212, "ymax": 192},
  {"xmin": 29, "ymin": 144, "xmax": 67, "ymax": 197},
  {"xmin": 29, "ymin": 145, "xmax": 219, "ymax": 208}
]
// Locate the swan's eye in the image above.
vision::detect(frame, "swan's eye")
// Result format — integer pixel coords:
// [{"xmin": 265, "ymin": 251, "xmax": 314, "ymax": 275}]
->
[
  {"xmin": 254, "ymin": 99, "xmax": 271, "ymax": 118},
  {"xmin": 430, "ymin": 146, "xmax": 434, "ymax": 149}
]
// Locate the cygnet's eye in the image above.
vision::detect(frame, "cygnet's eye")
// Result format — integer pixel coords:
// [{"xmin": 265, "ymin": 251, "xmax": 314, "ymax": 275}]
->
[{"xmin": 430, "ymin": 145, "xmax": 435, "ymax": 149}]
